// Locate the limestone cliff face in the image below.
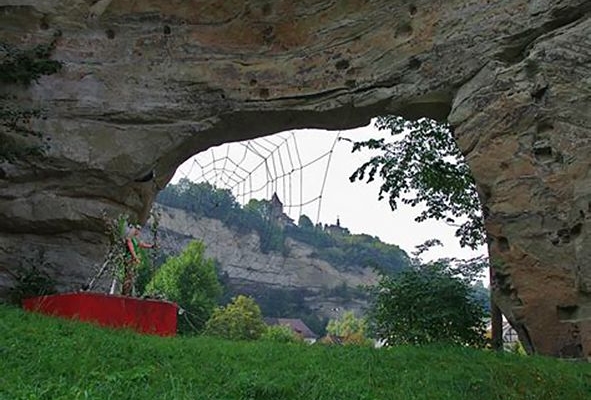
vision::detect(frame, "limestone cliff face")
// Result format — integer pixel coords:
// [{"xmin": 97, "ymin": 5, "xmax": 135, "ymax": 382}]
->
[
  {"xmin": 156, "ymin": 205, "xmax": 378, "ymax": 317},
  {"xmin": 158, "ymin": 206, "xmax": 378, "ymax": 290},
  {"xmin": 1, "ymin": 0, "xmax": 590, "ymax": 356}
]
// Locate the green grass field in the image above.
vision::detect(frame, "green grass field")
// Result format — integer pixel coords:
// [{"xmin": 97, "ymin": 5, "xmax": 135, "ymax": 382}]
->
[{"xmin": 0, "ymin": 304, "xmax": 589, "ymax": 400}]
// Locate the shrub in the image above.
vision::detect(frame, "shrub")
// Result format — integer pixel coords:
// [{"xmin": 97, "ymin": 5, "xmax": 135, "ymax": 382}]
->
[
  {"xmin": 8, "ymin": 265, "xmax": 56, "ymax": 305},
  {"xmin": 261, "ymin": 325, "xmax": 301, "ymax": 343},
  {"xmin": 326, "ymin": 310, "xmax": 373, "ymax": 346},
  {"xmin": 205, "ymin": 295, "xmax": 266, "ymax": 340},
  {"xmin": 369, "ymin": 259, "xmax": 487, "ymax": 347},
  {"xmin": 145, "ymin": 241, "xmax": 222, "ymax": 334}
]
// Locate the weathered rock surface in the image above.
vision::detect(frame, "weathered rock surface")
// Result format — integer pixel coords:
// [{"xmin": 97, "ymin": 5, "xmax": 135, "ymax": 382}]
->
[
  {"xmin": 0, "ymin": 0, "xmax": 590, "ymax": 357},
  {"xmin": 156, "ymin": 205, "xmax": 378, "ymax": 317}
]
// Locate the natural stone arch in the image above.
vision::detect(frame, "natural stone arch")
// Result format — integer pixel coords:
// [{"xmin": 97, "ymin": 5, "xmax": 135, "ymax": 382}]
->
[{"xmin": 1, "ymin": 1, "xmax": 590, "ymax": 357}]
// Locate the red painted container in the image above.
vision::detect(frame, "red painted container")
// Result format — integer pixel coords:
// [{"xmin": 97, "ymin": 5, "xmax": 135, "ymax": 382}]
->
[{"xmin": 22, "ymin": 292, "xmax": 177, "ymax": 336}]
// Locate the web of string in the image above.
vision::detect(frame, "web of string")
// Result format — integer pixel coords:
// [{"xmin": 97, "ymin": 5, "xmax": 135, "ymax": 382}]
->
[
  {"xmin": 173, "ymin": 130, "xmax": 342, "ymax": 224},
  {"xmin": 153, "ymin": 130, "xmax": 343, "ymax": 305}
]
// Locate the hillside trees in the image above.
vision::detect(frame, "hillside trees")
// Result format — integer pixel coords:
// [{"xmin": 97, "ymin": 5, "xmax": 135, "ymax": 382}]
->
[
  {"xmin": 243, "ymin": 199, "xmax": 285, "ymax": 253},
  {"xmin": 297, "ymin": 214, "xmax": 314, "ymax": 229},
  {"xmin": 157, "ymin": 180, "xmax": 410, "ymax": 273},
  {"xmin": 156, "ymin": 179, "xmax": 239, "ymax": 220},
  {"xmin": 145, "ymin": 240, "xmax": 222, "ymax": 333}
]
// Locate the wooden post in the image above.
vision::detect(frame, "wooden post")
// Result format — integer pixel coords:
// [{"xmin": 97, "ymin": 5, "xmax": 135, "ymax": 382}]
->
[
  {"xmin": 490, "ymin": 263, "xmax": 503, "ymax": 350},
  {"xmin": 491, "ymin": 299, "xmax": 503, "ymax": 351}
]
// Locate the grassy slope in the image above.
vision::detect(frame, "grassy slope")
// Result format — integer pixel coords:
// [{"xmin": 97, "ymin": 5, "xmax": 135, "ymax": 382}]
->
[{"xmin": 0, "ymin": 305, "xmax": 589, "ymax": 400}]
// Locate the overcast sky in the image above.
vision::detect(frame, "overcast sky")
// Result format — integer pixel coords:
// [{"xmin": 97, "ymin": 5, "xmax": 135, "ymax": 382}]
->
[{"xmin": 172, "ymin": 121, "xmax": 488, "ymax": 273}]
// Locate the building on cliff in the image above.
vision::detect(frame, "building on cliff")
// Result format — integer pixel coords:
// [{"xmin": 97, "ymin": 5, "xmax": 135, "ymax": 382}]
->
[
  {"xmin": 269, "ymin": 193, "xmax": 295, "ymax": 228},
  {"xmin": 324, "ymin": 217, "xmax": 350, "ymax": 236}
]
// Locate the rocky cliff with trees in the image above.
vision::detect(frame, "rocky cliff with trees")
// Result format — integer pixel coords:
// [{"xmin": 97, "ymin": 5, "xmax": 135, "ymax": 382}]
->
[{"xmin": 154, "ymin": 179, "xmax": 411, "ymax": 334}]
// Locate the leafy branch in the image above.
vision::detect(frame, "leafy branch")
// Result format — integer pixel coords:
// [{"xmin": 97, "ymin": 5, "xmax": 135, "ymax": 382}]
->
[{"xmin": 345, "ymin": 116, "xmax": 485, "ymax": 249}]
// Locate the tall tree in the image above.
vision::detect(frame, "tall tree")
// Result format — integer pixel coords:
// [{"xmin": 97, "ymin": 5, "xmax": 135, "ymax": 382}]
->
[
  {"xmin": 297, "ymin": 214, "xmax": 314, "ymax": 230},
  {"xmin": 346, "ymin": 116, "xmax": 484, "ymax": 249},
  {"xmin": 205, "ymin": 295, "xmax": 267, "ymax": 341},
  {"xmin": 326, "ymin": 310, "xmax": 371, "ymax": 345},
  {"xmin": 145, "ymin": 241, "xmax": 222, "ymax": 334},
  {"xmin": 369, "ymin": 256, "xmax": 487, "ymax": 348}
]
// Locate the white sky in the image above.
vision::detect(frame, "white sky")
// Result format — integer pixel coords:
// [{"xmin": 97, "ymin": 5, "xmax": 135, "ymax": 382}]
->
[{"xmin": 171, "ymin": 121, "xmax": 488, "ymax": 270}]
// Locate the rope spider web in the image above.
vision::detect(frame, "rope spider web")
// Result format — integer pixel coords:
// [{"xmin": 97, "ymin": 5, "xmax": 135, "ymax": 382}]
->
[
  {"xmin": 152, "ymin": 129, "xmax": 347, "ymax": 300},
  {"xmin": 172, "ymin": 130, "xmax": 343, "ymax": 224}
]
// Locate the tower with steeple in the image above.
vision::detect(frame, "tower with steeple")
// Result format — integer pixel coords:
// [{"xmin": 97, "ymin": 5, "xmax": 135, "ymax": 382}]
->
[{"xmin": 269, "ymin": 192, "xmax": 294, "ymax": 227}]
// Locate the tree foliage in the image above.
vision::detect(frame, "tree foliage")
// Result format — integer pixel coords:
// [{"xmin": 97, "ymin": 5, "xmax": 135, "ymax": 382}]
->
[
  {"xmin": 145, "ymin": 241, "xmax": 222, "ymax": 334},
  {"xmin": 347, "ymin": 116, "xmax": 485, "ymax": 249},
  {"xmin": 242, "ymin": 286, "xmax": 329, "ymax": 337},
  {"xmin": 205, "ymin": 295, "xmax": 267, "ymax": 341},
  {"xmin": 297, "ymin": 214, "xmax": 314, "ymax": 230},
  {"xmin": 470, "ymin": 281, "xmax": 491, "ymax": 313},
  {"xmin": 369, "ymin": 256, "xmax": 487, "ymax": 348},
  {"xmin": 157, "ymin": 179, "xmax": 410, "ymax": 273},
  {"xmin": 157, "ymin": 180, "xmax": 285, "ymax": 253},
  {"xmin": 244, "ymin": 199, "xmax": 286, "ymax": 254},
  {"xmin": 326, "ymin": 310, "xmax": 372, "ymax": 346},
  {"xmin": 1, "ymin": 39, "xmax": 62, "ymax": 85},
  {"xmin": 261, "ymin": 324, "xmax": 302, "ymax": 343},
  {"xmin": 156, "ymin": 179, "xmax": 239, "ymax": 221},
  {"xmin": 287, "ymin": 220, "xmax": 409, "ymax": 274}
]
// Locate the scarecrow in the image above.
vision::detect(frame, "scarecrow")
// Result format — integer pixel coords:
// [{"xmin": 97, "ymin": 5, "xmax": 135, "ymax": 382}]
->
[{"xmin": 121, "ymin": 223, "xmax": 154, "ymax": 296}]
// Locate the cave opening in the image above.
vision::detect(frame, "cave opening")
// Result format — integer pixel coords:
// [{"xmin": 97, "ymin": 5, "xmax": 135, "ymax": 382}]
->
[{"xmin": 164, "ymin": 118, "xmax": 487, "ymax": 264}]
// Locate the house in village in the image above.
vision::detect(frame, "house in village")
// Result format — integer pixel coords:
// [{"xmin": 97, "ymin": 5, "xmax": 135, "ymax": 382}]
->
[
  {"xmin": 264, "ymin": 317, "xmax": 318, "ymax": 344},
  {"xmin": 486, "ymin": 318, "xmax": 520, "ymax": 351}
]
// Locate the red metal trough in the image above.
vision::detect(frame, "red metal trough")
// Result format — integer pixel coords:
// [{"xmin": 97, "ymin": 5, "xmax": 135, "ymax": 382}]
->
[{"xmin": 22, "ymin": 292, "xmax": 177, "ymax": 336}]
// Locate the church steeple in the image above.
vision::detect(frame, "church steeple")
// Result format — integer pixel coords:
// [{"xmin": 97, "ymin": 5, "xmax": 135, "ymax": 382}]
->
[{"xmin": 270, "ymin": 192, "xmax": 283, "ymax": 212}]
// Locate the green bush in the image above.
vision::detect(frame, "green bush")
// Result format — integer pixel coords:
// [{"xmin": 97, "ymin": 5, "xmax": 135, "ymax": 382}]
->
[
  {"xmin": 145, "ymin": 241, "xmax": 222, "ymax": 334},
  {"xmin": 8, "ymin": 265, "xmax": 56, "ymax": 305},
  {"xmin": 205, "ymin": 295, "xmax": 267, "ymax": 340},
  {"xmin": 261, "ymin": 325, "xmax": 301, "ymax": 343},
  {"xmin": 369, "ymin": 259, "xmax": 487, "ymax": 347},
  {"xmin": 326, "ymin": 310, "xmax": 373, "ymax": 346}
]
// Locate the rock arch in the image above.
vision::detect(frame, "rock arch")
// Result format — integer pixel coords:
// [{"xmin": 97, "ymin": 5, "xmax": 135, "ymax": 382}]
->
[{"xmin": 1, "ymin": 0, "xmax": 590, "ymax": 357}]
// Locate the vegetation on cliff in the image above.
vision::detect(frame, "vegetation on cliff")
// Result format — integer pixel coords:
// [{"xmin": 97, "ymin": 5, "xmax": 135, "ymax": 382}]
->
[
  {"xmin": 0, "ymin": 36, "xmax": 62, "ymax": 163},
  {"xmin": 155, "ymin": 179, "xmax": 490, "ymax": 335},
  {"xmin": 156, "ymin": 178, "xmax": 410, "ymax": 275}
]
